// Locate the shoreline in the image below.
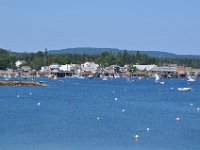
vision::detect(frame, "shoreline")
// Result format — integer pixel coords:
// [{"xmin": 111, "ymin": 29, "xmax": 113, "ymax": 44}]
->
[{"xmin": 0, "ymin": 81, "xmax": 47, "ymax": 86}]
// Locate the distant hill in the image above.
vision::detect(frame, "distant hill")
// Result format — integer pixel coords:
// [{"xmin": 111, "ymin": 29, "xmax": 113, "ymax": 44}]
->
[
  {"xmin": 49, "ymin": 47, "xmax": 120, "ymax": 55},
  {"xmin": 48, "ymin": 47, "xmax": 200, "ymax": 59}
]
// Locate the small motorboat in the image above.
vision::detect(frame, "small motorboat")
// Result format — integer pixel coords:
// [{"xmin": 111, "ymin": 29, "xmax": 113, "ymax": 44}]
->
[
  {"xmin": 160, "ymin": 81, "xmax": 165, "ymax": 85},
  {"xmin": 177, "ymin": 87, "xmax": 192, "ymax": 91}
]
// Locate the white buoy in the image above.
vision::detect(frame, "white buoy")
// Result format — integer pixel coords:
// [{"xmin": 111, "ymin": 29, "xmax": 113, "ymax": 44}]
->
[
  {"xmin": 97, "ymin": 117, "xmax": 100, "ymax": 120},
  {"xmin": 190, "ymin": 103, "xmax": 194, "ymax": 106},
  {"xmin": 122, "ymin": 109, "xmax": 125, "ymax": 112},
  {"xmin": 197, "ymin": 108, "xmax": 200, "ymax": 112},
  {"xmin": 135, "ymin": 134, "xmax": 139, "ymax": 139},
  {"xmin": 146, "ymin": 128, "xmax": 150, "ymax": 131},
  {"xmin": 115, "ymin": 98, "xmax": 118, "ymax": 101},
  {"xmin": 37, "ymin": 102, "xmax": 41, "ymax": 106},
  {"xmin": 30, "ymin": 92, "xmax": 32, "ymax": 95},
  {"xmin": 176, "ymin": 117, "xmax": 180, "ymax": 121},
  {"xmin": 17, "ymin": 95, "xmax": 20, "ymax": 98}
]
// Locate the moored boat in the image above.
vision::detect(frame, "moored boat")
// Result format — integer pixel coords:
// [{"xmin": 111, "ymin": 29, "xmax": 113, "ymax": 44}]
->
[
  {"xmin": 187, "ymin": 76, "xmax": 195, "ymax": 82},
  {"xmin": 177, "ymin": 87, "xmax": 192, "ymax": 91}
]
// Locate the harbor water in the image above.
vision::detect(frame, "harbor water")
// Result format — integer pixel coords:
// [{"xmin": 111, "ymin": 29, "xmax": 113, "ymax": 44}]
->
[{"xmin": 0, "ymin": 78, "xmax": 200, "ymax": 150}]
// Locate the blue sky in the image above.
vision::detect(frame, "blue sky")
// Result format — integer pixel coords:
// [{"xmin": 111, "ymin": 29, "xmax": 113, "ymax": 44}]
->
[{"xmin": 0, "ymin": 0, "xmax": 200, "ymax": 54}]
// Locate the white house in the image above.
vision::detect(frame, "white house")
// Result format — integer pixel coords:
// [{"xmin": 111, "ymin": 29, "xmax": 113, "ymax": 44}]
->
[
  {"xmin": 59, "ymin": 64, "xmax": 78, "ymax": 72},
  {"xmin": 40, "ymin": 66, "xmax": 50, "ymax": 73},
  {"xmin": 15, "ymin": 60, "xmax": 26, "ymax": 68},
  {"xmin": 133, "ymin": 64, "xmax": 157, "ymax": 71},
  {"xmin": 49, "ymin": 63, "xmax": 60, "ymax": 73},
  {"xmin": 81, "ymin": 62, "xmax": 100, "ymax": 74}
]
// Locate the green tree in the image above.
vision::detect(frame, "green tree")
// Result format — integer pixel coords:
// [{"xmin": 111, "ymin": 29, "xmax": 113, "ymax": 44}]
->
[{"xmin": 128, "ymin": 64, "xmax": 136, "ymax": 76}]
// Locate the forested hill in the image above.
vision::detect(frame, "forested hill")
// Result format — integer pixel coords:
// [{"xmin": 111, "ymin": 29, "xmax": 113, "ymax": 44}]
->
[
  {"xmin": 49, "ymin": 47, "xmax": 120, "ymax": 55},
  {"xmin": 48, "ymin": 47, "xmax": 200, "ymax": 59}
]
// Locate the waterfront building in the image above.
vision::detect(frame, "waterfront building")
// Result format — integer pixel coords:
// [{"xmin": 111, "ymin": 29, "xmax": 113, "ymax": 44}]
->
[
  {"xmin": 81, "ymin": 62, "xmax": 100, "ymax": 74},
  {"xmin": 40, "ymin": 66, "xmax": 50, "ymax": 73},
  {"xmin": 103, "ymin": 65, "xmax": 120, "ymax": 76},
  {"xmin": 0, "ymin": 69, "xmax": 15, "ymax": 78},
  {"xmin": 17, "ymin": 66, "xmax": 33, "ymax": 78},
  {"xmin": 151, "ymin": 64, "xmax": 186, "ymax": 77},
  {"xmin": 133, "ymin": 64, "xmax": 157, "ymax": 71}
]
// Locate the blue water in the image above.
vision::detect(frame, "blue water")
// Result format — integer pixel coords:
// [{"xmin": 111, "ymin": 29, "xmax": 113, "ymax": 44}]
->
[{"xmin": 0, "ymin": 78, "xmax": 200, "ymax": 150}]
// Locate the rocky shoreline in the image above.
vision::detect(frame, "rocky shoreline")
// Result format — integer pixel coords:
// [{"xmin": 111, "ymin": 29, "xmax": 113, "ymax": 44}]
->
[{"xmin": 0, "ymin": 81, "xmax": 47, "ymax": 86}]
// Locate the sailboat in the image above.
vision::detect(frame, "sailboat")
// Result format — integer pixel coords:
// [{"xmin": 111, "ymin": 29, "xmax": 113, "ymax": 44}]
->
[
  {"xmin": 155, "ymin": 74, "xmax": 160, "ymax": 82},
  {"xmin": 155, "ymin": 74, "xmax": 165, "ymax": 84}
]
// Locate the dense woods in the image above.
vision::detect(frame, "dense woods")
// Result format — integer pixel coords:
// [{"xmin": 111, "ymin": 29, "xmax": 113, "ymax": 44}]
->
[{"xmin": 1, "ymin": 48, "xmax": 200, "ymax": 70}]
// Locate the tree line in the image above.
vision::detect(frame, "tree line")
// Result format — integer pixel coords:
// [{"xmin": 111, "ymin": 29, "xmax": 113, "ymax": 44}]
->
[{"xmin": 1, "ymin": 48, "xmax": 200, "ymax": 70}]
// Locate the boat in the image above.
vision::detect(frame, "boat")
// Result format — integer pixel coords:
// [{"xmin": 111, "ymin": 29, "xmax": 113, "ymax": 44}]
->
[
  {"xmin": 53, "ymin": 75, "xmax": 58, "ymax": 80},
  {"xmin": 177, "ymin": 87, "xmax": 192, "ymax": 91},
  {"xmin": 3, "ymin": 74, "xmax": 11, "ymax": 81},
  {"xmin": 138, "ymin": 76, "xmax": 143, "ymax": 80},
  {"xmin": 160, "ymin": 81, "xmax": 165, "ymax": 85},
  {"xmin": 88, "ymin": 74, "xmax": 94, "ymax": 79},
  {"xmin": 71, "ymin": 74, "xmax": 79, "ymax": 78},
  {"xmin": 155, "ymin": 74, "xmax": 160, "ymax": 82},
  {"xmin": 49, "ymin": 74, "xmax": 58, "ymax": 80},
  {"xmin": 187, "ymin": 76, "xmax": 195, "ymax": 82},
  {"xmin": 108, "ymin": 75, "xmax": 114, "ymax": 78},
  {"xmin": 114, "ymin": 74, "xmax": 120, "ymax": 79},
  {"xmin": 78, "ymin": 76, "xmax": 85, "ymax": 79},
  {"xmin": 102, "ymin": 76, "xmax": 108, "ymax": 80}
]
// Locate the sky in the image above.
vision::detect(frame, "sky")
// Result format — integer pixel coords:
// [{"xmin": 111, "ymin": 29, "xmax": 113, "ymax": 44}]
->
[{"xmin": 0, "ymin": 0, "xmax": 200, "ymax": 55}]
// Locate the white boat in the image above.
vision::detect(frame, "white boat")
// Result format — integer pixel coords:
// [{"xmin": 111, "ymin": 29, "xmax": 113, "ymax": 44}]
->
[
  {"xmin": 53, "ymin": 75, "xmax": 58, "ymax": 80},
  {"xmin": 160, "ymin": 81, "xmax": 165, "ymax": 85},
  {"xmin": 138, "ymin": 76, "xmax": 143, "ymax": 80},
  {"xmin": 102, "ymin": 76, "xmax": 108, "ymax": 80},
  {"xmin": 108, "ymin": 75, "xmax": 114, "ymax": 78},
  {"xmin": 187, "ymin": 76, "xmax": 195, "ymax": 82},
  {"xmin": 78, "ymin": 76, "xmax": 85, "ymax": 79},
  {"xmin": 155, "ymin": 74, "xmax": 160, "ymax": 82},
  {"xmin": 3, "ymin": 74, "xmax": 11, "ymax": 81},
  {"xmin": 177, "ymin": 87, "xmax": 192, "ymax": 91},
  {"xmin": 71, "ymin": 74, "xmax": 79, "ymax": 78},
  {"xmin": 114, "ymin": 74, "xmax": 120, "ymax": 79},
  {"xmin": 88, "ymin": 74, "xmax": 94, "ymax": 79}
]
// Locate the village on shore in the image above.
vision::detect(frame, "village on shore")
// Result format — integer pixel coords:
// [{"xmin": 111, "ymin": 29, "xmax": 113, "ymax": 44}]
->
[{"xmin": 0, "ymin": 60, "xmax": 199, "ymax": 79}]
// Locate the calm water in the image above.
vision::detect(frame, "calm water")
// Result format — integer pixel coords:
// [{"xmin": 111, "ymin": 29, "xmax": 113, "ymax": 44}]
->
[{"xmin": 0, "ymin": 78, "xmax": 200, "ymax": 150}]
